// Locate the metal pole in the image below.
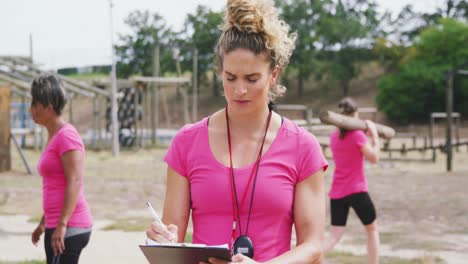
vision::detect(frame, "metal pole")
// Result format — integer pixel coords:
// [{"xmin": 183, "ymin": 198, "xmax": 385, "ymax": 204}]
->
[
  {"xmin": 192, "ymin": 48, "xmax": 198, "ymax": 122},
  {"xmin": 109, "ymin": 0, "xmax": 119, "ymax": 156},
  {"xmin": 446, "ymin": 74, "xmax": 454, "ymax": 171},
  {"xmin": 29, "ymin": 34, "xmax": 34, "ymax": 63},
  {"xmin": 10, "ymin": 131, "xmax": 32, "ymax": 175}
]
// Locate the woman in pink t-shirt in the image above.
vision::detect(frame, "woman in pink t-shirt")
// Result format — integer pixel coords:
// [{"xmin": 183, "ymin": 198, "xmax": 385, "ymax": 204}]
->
[
  {"xmin": 323, "ymin": 98, "xmax": 380, "ymax": 264},
  {"xmin": 29, "ymin": 74, "xmax": 92, "ymax": 264},
  {"xmin": 146, "ymin": 0, "xmax": 328, "ymax": 263}
]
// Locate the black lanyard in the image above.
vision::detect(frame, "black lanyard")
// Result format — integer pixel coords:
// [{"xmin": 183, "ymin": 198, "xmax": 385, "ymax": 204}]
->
[{"xmin": 225, "ymin": 106, "xmax": 272, "ymax": 237}]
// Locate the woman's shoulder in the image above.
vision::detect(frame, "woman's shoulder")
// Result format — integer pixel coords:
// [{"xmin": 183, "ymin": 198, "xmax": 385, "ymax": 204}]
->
[
  {"xmin": 172, "ymin": 118, "xmax": 208, "ymax": 143},
  {"xmin": 279, "ymin": 117, "xmax": 321, "ymax": 144},
  {"xmin": 280, "ymin": 117, "xmax": 315, "ymax": 137},
  {"xmin": 57, "ymin": 123, "xmax": 80, "ymax": 138},
  {"xmin": 348, "ymin": 129, "xmax": 367, "ymax": 138},
  {"xmin": 178, "ymin": 118, "xmax": 207, "ymax": 134}
]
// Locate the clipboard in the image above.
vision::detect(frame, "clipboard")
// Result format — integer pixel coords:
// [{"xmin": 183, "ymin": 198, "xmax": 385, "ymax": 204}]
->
[{"xmin": 139, "ymin": 244, "xmax": 232, "ymax": 264}]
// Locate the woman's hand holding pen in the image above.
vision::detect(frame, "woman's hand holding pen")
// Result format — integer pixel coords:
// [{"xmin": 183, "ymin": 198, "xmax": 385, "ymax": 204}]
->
[
  {"xmin": 146, "ymin": 222, "xmax": 178, "ymax": 243},
  {"xmin": 199, "ymin": 254, "xmax": 259, "ymax": 264},
  {"xmin": 145, "ymin": 201, "xmax": 178, "ymax": 243}
]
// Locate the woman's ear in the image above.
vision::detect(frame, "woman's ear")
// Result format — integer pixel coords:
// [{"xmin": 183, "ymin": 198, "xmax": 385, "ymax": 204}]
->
[{"xmin": 270, "ymin": 65, "xmax": 280, "ymax": 87}]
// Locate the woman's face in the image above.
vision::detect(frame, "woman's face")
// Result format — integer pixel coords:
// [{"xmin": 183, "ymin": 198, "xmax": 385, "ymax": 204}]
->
[
  {"xmin": 221, "ymin": 48, "xmax": 279, "ymax": 115},
  {"xmin": 29, "ymin": 100, "xmax": 53, "ymax": 125}
]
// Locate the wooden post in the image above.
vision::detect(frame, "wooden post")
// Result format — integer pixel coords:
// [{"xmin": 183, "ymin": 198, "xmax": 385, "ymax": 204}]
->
[
  {"xmin": 144, "ymin": 84, "xmax": 150, "ymax": 147},
  {"xmin": 92, "ymin": 96, "xmax": 97, "ymax": 148},
  {"xmin": 97, "ymin": 96, "xmax": 103, "ymax": 149},
  {"xmin": 0, "ymin": 83, "xmax": 11, "ymax": 172},
  {"xmin": 133, "ymin": 85, "xmax": 139, "ymax": 147},
  {"xmin": 161, "ymin": 89, "xmax": 171, "ymax": 128},
  {"xmin": 192, "ymin": 48, "xmax": 198, "ymax": 122},
  {"xmin": 151, "ymin": 45, "xmax": 160, "ymax": 145},
  {"xmin": 446, "ymin": 74, "xmax": 453, "ymax": 171},
  {"xmin": 21, "ymin": 96, "xmax": 26, "ymax": 147},
  {"xmin": 456, "ymin": 115, "xmax": 460, "ymax": 152},
  {"xmin": 176, "ymin": 56, "xmax": 190, "ymax": 124},
  {"xmin": 429, "ymin": 116, "xmax": 436, "ymax": 162},
  {"xmin": 181, "ymin": 87, "xmax": 190, "ymax": 125}
]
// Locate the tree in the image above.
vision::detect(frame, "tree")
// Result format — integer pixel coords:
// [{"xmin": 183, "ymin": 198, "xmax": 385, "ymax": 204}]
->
[
  {"xmin": 115, "ymin": 10, "xmax": 177, "ymax": 78},
  {"xmin": 315, "ymin": 0, "xmax": 381, "ymax": 96},
  {"xmin": 275, "ymin": 0, "xmax": 323, "ymax": 97},
  {"xmin": 377, "ymin": 19, "xmax": 468, "ymax": 124},
  {"xmin": 383, "ymin": 1, "xmax": 468, "ymax": 45},
  {"xmin": 180, "ymin": 5, "xmax": 223, "ymax": 97}
]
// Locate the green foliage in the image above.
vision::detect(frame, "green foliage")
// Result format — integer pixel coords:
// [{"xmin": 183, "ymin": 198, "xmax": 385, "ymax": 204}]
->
[
  {"xmin": 275, "ymin": 0, "xmax": 322, "ymax": 95},
  {"xmin": 276, "ymin": 0, "xmax": 380, "ymax": 96},
  {"xmin": 179, "ymin": 5, "xmax": 223, "ymax": 95},
  {"xmin": 377, "ymin": 19, "xmax": 468, "ymax": 124},
  {"xmin": 372, "ymin": 37, "xmax": 410, "ymax": 72},
  {"xmin": 115, "ymin": 10, "xmax": 177, "ymax": 78},
  {"xmin": 377, "ymin": 60, "xmax": 446, "ymax": 124}
]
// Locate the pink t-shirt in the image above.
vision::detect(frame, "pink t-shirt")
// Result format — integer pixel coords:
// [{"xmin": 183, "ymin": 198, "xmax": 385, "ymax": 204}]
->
[
  {"xmin": 37, "ymin": 124, "xmax": 93, "ymax": 228},
  {"xmin": 164, "ymin": 117, "xmax": 328, "ymax": 262},
  {"xmin": 329, "ymin": 129, "xmax": 368, "ymax": 199}
]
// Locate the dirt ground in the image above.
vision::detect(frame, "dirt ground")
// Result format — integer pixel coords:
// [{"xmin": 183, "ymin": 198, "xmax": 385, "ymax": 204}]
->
[{"xmin": 1, "ymin": 143, "xmax": 467, "ymax": 263}]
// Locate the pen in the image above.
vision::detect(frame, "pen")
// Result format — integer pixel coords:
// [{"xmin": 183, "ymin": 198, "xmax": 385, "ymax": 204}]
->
[
  {"xmin": 146, "ymin": 202, "xmax": 176, "ymax": 243},
  {"xmin": 146, "ymin": 202, "xmax": 163, "ymax": 226}
]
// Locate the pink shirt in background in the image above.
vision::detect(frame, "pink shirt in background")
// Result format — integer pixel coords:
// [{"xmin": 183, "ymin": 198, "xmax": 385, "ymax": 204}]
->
[
  {"xmin": 37, "ymin": 124, "xmax": 93, "ymax": 228},
  {"xmin": 164, "ymin": 117, "xmax": 328, "ymax": 262},
  {"xmin": 329, "ymin": 129, "xmax": 368, "ymax": 199}
]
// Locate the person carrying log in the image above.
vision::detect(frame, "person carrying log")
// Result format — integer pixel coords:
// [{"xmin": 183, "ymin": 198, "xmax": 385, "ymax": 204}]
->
[{"xmin": 323, "ymin": 97, "xmax": 380, "ymax": 264}]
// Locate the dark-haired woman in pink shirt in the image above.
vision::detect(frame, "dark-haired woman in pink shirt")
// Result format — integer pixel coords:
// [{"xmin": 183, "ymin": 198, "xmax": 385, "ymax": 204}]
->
[
  {"xmin": 323, "ymin": 97, "xmax": 380, "ymax": 264},
  {"xmin": 29, "ymin": 74, "xmax": 92, "ymax": 264}
]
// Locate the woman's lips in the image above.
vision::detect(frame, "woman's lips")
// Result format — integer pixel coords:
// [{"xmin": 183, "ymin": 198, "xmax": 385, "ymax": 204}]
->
[{"xmin": 234, "ymin": 99, "xmax": 250, "ymax": 104}]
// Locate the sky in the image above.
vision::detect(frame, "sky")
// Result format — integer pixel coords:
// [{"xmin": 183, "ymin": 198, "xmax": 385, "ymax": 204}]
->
[{"xmin": 0, "ymin": 0, "xmax": 444, "ymax": 70}]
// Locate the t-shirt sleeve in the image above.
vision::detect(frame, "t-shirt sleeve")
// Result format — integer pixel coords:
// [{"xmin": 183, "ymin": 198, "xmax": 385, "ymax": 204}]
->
[
  {"xmin": 354, "ymin": 130, "xmax": 368, "ymax": 148},
  {"xmin": 163, "ymin": 125, "xmax": 189, "ymax": 177},
  {"xmin": 297, "ymin": 130, "xmax": 329, "ymax": 183},
  {"xmin": 57, "ymin": 128, "xmax": 84, "ymax": 156}
]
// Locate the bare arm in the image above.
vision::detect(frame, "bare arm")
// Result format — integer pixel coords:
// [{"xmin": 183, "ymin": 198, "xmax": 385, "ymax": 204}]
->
[
  {"xmin": 147, "ymin": 167, "xmax": 191, "ymax": 243},
  {"xmin": 59, "ymin": 150, "xmax": 84, "ymax": 226},
  {"xmin": 31, "ymin": 215, "xmax": 45, "ymax": 246},
  {"xmin": 361, "ymin": 120, "xmax": 380, "ymax": 164},
  {"xmin": 50, "ymin": 150, "xmax": 84, "ymax": 255},
  {"xmin": 266, "ymin": 170, "xmax": 326, "ymax": 264}
]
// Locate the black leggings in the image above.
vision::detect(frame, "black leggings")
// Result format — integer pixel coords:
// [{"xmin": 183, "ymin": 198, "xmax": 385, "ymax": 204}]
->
[
  {"xmin": 330, "ymin": 192, "xmax": 377, "ymax": 226},
  {"xmin": 44, "ymin": 228, "xmax": 91, "ymax": 264}
]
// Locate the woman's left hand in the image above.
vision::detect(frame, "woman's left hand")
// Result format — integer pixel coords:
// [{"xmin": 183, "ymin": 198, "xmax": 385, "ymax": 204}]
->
[
  {"xmin": 200, "ymin": 254, "xmax": 259, "ymax": 264},
  {"xmin": 51, "ymin": 224, "xmax": 66, "ymax": 256}
]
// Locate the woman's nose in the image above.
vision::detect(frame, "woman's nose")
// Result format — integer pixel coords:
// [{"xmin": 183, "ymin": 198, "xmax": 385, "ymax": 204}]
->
[{"xmin": 234, "ymin": 82, "xmax": 247, "ymax": 96}]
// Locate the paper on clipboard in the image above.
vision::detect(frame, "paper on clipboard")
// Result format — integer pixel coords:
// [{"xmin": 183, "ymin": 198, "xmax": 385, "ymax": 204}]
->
[{"xmin": 140, "ymin": 239, "xmax": 231, "ymax": 264}]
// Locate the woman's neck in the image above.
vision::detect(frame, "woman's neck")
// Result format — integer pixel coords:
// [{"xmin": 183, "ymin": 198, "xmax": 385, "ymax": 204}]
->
[
  {"xmin": 44, "ymin": 117, "xmax": 65, "ymax": 139},
  {"xmin": 226, "ymin": 105, "xmax": 271, "ymax": 136}
]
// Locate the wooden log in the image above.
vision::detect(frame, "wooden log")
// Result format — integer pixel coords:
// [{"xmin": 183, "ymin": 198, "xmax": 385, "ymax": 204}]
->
[
  {"xmin": 0, "ymin": 83, "xmax": 11, "ymax": 172},
  {"xmin": 319, "ymin": 110, "xmax": 395, "ymax": 139}
]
